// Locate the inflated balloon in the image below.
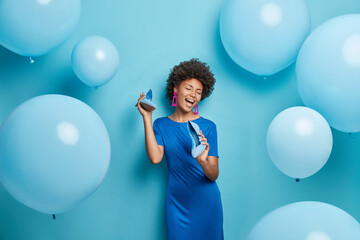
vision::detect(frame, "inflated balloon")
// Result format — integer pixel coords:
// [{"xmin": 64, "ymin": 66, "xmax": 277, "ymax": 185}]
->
[
  {"xmin": 71, "ymin": 36, "xmax": 119, "ymax": 87},
  {"xmin": 296, "ymin": 14, "xmax": 360, "ymax": 133},
  {"xmin": 0, "ymin": 0, "xmax": 81, "ymax": 57},
  {"xmin": 220, "ymin": 0, "xmax": 310, "ymax": 76},
  {"xmin": 0, "ymin": 95, "xmax": 111, "ymax": 214},
  {"xmin": 266, "ymin": 107, "xmax": 332, "ymax": 179},
  {"xmin": 247, "ymin": 201, "xmax": 360, "ymax": 240}
]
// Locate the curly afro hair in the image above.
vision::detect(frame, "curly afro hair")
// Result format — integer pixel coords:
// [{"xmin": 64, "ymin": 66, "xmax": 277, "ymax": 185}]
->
[{"xmin": 165, "ymin": 58, "xmax": 216, "ymax": 104}]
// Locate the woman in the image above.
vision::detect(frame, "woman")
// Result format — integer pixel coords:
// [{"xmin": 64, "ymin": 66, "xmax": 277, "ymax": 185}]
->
[{"xmin": 136, "ymin": 58, "xmax": 223, "ymax": 239}]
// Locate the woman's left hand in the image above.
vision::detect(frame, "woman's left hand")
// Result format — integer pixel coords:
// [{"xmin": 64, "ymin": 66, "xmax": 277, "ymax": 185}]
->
[{"xmin": 195, "ymin": 130, "xmax": 209, "ymax": 163}]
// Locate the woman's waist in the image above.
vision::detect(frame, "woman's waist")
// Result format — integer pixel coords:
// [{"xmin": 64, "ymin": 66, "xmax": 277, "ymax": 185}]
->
[
  {"xmin": 166, "ymin": 179, "xmax": 221, "ymax": 204},
  {"xmin": 167, "ymin": 174, "xmax": 219, "ymax": 191}
]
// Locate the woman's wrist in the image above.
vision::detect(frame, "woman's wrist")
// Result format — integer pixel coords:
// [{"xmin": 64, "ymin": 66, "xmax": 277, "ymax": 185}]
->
[
  {"xmin": 196, "ymin": 156, "xmax": 207, "ymax": 164},
  {"xmin": 143, "ymin": 114, "xmax": 152, "ymax": 123}
]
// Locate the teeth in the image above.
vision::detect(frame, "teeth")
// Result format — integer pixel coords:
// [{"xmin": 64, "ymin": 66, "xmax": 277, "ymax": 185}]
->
[{"xmin": 186, "ymin": 99, "xmax": 194, "ymax": 103}]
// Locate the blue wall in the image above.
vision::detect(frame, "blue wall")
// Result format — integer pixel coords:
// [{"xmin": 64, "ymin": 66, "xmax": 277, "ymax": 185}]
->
[{"xmin": 0, "ymin": 0, "xmax": 360, "ymax": 239}]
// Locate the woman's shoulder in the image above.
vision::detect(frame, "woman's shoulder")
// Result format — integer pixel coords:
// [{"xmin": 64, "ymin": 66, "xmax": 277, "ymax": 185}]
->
[{"xmin": 153, "ymin": 116, "xmax": 168, "ymax": 125}]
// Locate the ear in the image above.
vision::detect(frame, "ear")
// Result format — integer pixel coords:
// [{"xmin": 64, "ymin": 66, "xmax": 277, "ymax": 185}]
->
[{"xmin": 173, "ymin": 86, "xmax": 178, "ymax": 93}]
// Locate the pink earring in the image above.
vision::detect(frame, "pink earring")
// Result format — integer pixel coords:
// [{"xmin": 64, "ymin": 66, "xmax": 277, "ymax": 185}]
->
[
  {"xmin": 172, "ymin": 92, "xmax": 177, "ymax": 106},
  {"xmin": 193, "ymin": 104, "xmax": 198, "ymax": 115}
]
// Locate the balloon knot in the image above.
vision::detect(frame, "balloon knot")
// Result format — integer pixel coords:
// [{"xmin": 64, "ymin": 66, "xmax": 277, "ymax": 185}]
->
[
  {"xmin": 52, "ymin": 214, "xmax": 56, "ymax": 220},
  {"xmin": 295, "ymin": 178, "xmax": 300, "ymax": 182},
  {"xmin": 349, "ymin": 133, "xmax": 354, "ymax": 139}
]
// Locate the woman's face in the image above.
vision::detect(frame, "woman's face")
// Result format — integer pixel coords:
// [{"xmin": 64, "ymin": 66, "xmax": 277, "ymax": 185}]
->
[{"xmin": 174, "ymin": 78, "xmax": 203, "ymax": 112}]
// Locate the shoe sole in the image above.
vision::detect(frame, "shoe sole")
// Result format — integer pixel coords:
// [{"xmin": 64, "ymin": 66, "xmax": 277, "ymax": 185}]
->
[{"xmin": 140, "ymin": 102, "xmax": 156, "ymax": 111}]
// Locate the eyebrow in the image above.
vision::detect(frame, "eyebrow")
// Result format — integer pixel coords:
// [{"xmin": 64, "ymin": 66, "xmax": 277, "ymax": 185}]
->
[{"xmin": 186, "ymin": 84, "xmax": 202, "ymax": 91}]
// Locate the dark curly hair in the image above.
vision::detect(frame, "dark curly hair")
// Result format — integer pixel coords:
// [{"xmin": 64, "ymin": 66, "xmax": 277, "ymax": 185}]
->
[{"xmin": 165, "ymin": 58, "xmax": 216, "ymax": 104}]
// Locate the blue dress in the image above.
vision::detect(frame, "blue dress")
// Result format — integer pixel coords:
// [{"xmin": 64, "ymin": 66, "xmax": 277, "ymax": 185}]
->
[{"xmin": 153, "ymin": 116, "xmax": 224, "ymax": 240}]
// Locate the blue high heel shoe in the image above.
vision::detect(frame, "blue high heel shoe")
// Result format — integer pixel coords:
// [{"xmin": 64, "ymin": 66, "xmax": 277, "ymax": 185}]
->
[
  {"xmin": 140, "ymin": 89, "xmax": 156, "ymax": 111},
  {"xmin": 187, "ymin": 121, "xmax": 206, "ymax": 158}
]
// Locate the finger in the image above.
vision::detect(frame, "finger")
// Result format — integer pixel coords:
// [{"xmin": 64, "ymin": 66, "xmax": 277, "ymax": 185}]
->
[
  {"xmin": 201, "ymin": 142, "xmax": 209, "ymax": 151},
  {"xmin": 135, "ymin": 99, "xmax": 140, "ymax": 107},
  {"xmin": 137, "ymin": 103, "xmax": 142, "ymax": 111},
  {"xmin": 205, "ymin": 142, "xmax": 210, "ymax": 150},
  {"xmin": 136, "ymin": 95, "xmax": 146, "ymax": 107},
  {"xmin": 137, "ymin": 100, "xmax": 142, "ymax": 109},
  {"xmin": 198, "ymin": 133, "xmax": 205, "ymax": 138}
]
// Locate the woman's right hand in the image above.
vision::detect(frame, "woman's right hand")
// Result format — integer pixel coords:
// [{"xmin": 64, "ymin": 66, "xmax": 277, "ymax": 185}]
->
[{"xmin": 136, "ymin": 92, "xmax": 153, "ymax": 119}]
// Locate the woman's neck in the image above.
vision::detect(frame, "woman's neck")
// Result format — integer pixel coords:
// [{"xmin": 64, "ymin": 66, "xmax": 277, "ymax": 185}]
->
[{"xmin": 170, "ymin": 108, "xmax": 200, "ymax": 122}]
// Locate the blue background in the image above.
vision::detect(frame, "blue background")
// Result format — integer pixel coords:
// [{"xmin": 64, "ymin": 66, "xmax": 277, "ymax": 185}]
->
[{"xmin": 0, "ymin": 0, "xmax": 360, "ymax": 239}]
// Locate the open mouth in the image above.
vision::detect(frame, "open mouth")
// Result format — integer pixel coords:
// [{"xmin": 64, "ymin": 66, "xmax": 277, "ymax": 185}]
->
[{"xmin": 185, "ymin": 98, "xmax": 195, "ymax": 108}]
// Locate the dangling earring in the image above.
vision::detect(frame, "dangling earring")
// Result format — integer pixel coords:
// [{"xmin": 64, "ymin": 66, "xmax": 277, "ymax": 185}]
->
[
  {"xmin": 193, "ymin": 104, "xmax": 198, "ymax": 115},
  {"xmin": 172, "ymin": 92, "xmax": 177, "ymax": 106}
]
